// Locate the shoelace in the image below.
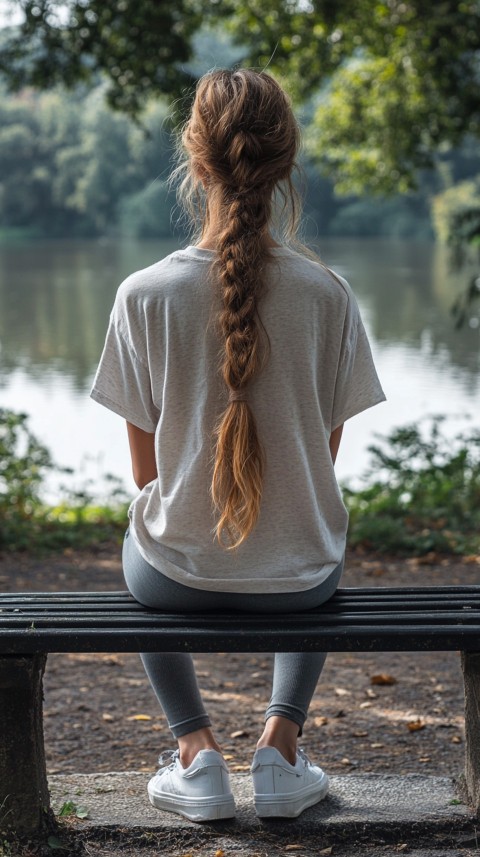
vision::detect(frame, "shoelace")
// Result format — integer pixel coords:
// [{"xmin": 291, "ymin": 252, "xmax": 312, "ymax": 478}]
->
[
  {"xmin": 297, "ymin": 748, "xmax": 312, "ymax": 767},
  {"xmin": 156, "ymin": 749, "xmax": 179, "ymax": 772}
]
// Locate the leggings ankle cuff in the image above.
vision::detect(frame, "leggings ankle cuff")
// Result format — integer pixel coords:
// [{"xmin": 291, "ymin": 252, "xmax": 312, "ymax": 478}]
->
[{"xmin": 170, "ymin": 715, "xmax": 212, "ymax": 739}]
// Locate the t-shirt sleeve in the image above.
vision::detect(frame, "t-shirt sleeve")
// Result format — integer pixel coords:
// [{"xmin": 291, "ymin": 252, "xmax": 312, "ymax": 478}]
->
[
  {"xmin": 331, "ymin": 287, "xmax": 386, "ymax": 430},
  {"xmin": 90, "ymin": 312, "xmax": 159, "ymax": 434}
]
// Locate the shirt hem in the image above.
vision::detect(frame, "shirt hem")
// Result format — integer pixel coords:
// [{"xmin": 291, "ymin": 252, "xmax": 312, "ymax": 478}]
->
[
  {"xmin": 90, "ymin": 388, "xmax": 157, "ymax": 434},
  {"xmin": 128, "ymin": 525, "xmax": 340, "ymax": 594}
]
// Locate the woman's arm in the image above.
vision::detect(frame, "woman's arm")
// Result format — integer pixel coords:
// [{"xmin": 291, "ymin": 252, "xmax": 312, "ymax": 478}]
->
[
  {"xmin": 126, "ymin": 422, "xmax": 157, "ymax": 489},
  {"xmin": 329, "ymin": 424, "xmax": 344, "ymax": 464}
]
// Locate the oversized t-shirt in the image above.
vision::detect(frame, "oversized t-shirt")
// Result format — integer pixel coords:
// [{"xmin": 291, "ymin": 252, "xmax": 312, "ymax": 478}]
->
[{"xmin": 90, "ymin": 245, "xmax": 385, "ymax": 593}]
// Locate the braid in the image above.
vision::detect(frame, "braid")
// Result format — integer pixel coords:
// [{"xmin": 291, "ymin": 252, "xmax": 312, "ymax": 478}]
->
[
  {"xmin": 211, "ymin": 188, "xmax": 271, "ymax": 548},
  {"xmin": 177, "ymin": 69, "xmax": 300, "ymax": 549}
]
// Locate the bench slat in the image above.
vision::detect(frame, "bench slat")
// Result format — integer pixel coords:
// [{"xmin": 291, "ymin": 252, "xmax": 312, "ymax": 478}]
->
[{"xmin": 1, "ymin": 586, "xmax": 479, "ymax": 654}]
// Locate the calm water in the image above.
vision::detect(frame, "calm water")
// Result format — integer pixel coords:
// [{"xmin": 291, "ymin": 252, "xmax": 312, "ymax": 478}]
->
[{"xmin": 1, "ymin": 237, "xmax": 479, "ymax": 501}]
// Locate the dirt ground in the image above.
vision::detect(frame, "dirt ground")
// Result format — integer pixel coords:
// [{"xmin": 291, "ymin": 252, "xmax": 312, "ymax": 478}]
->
[{"xmin": 1, "ymin": 543, "xmax": 478, "ymax": 781}]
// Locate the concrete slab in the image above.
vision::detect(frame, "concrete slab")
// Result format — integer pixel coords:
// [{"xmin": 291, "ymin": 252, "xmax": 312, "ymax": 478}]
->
[{"xmin": 49, "ymin": 772, "xmax": 477, "ymax": 847}]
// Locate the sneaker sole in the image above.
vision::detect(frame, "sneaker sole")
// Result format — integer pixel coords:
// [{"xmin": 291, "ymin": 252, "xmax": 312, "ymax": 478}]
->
[
  {"xmin": 148, "ymin": 788, "xmax": 235, "ymax": 822},
  {"xmin": 254, "ymin": 772, "xmax": 329, "ymax": 818}
]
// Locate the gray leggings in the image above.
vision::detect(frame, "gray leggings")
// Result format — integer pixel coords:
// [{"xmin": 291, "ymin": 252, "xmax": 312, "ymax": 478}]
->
[{"xmin": 122, "ymin": 530, "xmax": 343, "ymax": 739}]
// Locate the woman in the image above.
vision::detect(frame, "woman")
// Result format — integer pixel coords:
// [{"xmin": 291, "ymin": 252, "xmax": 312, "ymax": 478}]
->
[{"xmin": 91, "ymin": 68, "xmax": 385, "ymax": 822}]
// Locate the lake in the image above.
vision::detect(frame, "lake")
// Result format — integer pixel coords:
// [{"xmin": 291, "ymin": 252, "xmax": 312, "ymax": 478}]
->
[{"xmin": 1, "ymin": 236, "xmax": 479, "ymax": 502}]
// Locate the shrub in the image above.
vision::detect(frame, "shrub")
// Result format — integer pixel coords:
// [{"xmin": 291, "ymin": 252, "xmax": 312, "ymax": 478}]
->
[{"xmin": 344, "ymin": 417, "xmax": 480, "ymax": 555}]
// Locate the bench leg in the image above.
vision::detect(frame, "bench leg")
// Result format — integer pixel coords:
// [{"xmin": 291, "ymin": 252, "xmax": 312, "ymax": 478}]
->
[
  {"xmin": 461, "ymin": 651, "xmax": 480, "ymax": 816},
  {"xmin": 0, "ymin": 654, "xmax": 53, "ymax": 839}
]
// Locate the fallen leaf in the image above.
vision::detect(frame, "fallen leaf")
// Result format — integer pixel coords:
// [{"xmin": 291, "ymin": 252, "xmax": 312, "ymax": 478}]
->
[
  {"xmin": 285, "ymin": 847, "xmax": 303, "ymax": 852},
  {"xmin": 451, "ymin": 735, "xmax": 462, "ymax": 744},
  {"xmin": 371, "ymin": 674, "xmax": 397, "ymax": 686},
  {"xmin": 366, "ymin": 688, "xmax": 377, "ymax": 699},
  {"xmin": 230, "ymin": 729, "xmax": 249, "ymax": 738},
  {"xmin": 419, "ymin": 756, "xmax": 431, "ymax": 762},
  {"xmin": 359, "ymin": 701, "xmax": 372, "ymax": 709},
  {"xmin": 127, "ymin": 714, "xmax": 152, "ymax": 721},
  {"xmin": 314, "ymin": 716, "xmax": 329, "ymax": 727},
  {"xmin": 151, "ymin": 724, "xmax": 162, "ymax": 731},
  {"xmin": 232, "ymin": 764, "xmax": 250, "ymax": 771},
  {"xmin": 224, "ymin": 754, "xmax": 235, "ymax": 761},
  {"xmin": 370, "ymin": 743, "xmax": 384, "ymax": 749},
  {"xmin": 319, "ymin": 849, "xmax": 333, "ymax": 856},
  {"xmin": 102, "ymin": 713, "xmax": 114, "ymax": 721},
  {"xmin": 352, "ymin": 730, "xmax": 368, "ymax": 738},
  {"xmin": 341, "ymin": 758, "xmax": 351, "ymax": 765},
  {"xmin": 407, "ymin": 719, "xmax": 425, "ymax": 732},
  {"xmin": 335, "ymin": 687, "xmax": 351, "ymax": 697},
  {"xmin": 215, "ymin": 850, "xmax": 226, "ymax": 857}
]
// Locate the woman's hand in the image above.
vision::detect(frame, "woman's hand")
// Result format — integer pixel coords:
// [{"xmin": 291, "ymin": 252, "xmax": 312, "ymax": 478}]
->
[{"xmin": 126, "ymin": 422, "xmax": 157, "ymax": 489}]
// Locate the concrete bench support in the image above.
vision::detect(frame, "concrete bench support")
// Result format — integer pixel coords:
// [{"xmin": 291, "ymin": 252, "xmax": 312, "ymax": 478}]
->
[
  {"xmin": 462, "ymin": 651, "xmax": 480, "ymax": 816},
  {"xmin": 0, "ymin": 654, "xmax": 52, "ymax": 838}
]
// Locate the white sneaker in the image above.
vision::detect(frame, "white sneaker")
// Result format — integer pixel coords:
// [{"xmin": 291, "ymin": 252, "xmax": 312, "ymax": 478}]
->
[
  {"xmin": 147, "ymin": 749, "xmax": 235, "ymax": 822},
  {"xmin": 251, "ymin": 747, "xmax": 329, "ymax": 818}
]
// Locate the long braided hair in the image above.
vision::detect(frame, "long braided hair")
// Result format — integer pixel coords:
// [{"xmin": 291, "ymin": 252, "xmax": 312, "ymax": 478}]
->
[{"xmin": 179, "ymin": 69, "xmax": 300, "ymax": 548}]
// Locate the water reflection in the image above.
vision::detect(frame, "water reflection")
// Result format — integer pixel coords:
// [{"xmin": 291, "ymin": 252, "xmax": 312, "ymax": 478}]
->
[
  {"xmin": 0, "ymin": 238, "xmax": 478, "ymax": 396},
  {"xmin": 1, "ymin": 236, "xmax": 478, "ymax": 495},
  {"xmin": 0, "ymin": 238, "xmax": 179, "ymax": 390},
  {"xmin": 316, "ymin": 238, "xmax": 480, "ymax": 384}
]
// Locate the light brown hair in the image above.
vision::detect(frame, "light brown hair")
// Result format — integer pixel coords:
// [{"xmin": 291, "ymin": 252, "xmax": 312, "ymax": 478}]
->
[{"xmin": 178, "ymin": 69, "xmax": 301, "ymax": 548}]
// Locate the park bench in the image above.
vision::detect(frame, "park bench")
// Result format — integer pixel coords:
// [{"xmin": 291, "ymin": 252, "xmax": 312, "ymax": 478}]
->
[{"xmin": 1, "ymin": 584, "xmax": 480, "ymax": 839}]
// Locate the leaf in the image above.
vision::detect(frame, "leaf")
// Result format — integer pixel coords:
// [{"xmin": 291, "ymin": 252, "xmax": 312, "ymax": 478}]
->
[
  {"xmin": 371, "ymin": 674, "xmax": 397, "ymax": 685},
  {"xmin": 230, "ymin": 729, "xmax": 249, "ymax": 738},
  {"xmin": 334, "ymin": 687, "xmax": 351, "ymax": 697},
  {"xmin": 58, "ymin": 801, "xmax": 76, "ymax": 817},
  {"xmin": 102, "ymin": 713, "xmax": 114, "ymax": 721},
  {"xmin": 57, "ymin": 800, "xmax": 89, "ymax": 819},
  {"xmin": 127, "ymin": 714, "xmax": 152, "ymax": 721},
  {"xmin": 75, "ymin": 806, "xmax": 89, "ymax": 819},
  {"xmin": 47, "ymin": 836, "xmax": 64, "ymax": 850},
  {"xmin": 407, "ymin": 719, "xmax": 425, "ymax": 732}
]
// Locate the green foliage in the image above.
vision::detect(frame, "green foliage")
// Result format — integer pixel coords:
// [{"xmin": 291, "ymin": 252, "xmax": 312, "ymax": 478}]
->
[
  {"xmin": 0, "ymin": 410, "xmax": 55, "ymax": 539},
  {"xmin": 219, "ymin": 1, "xmax": 480, "ymax": 192},
  {"xmin": 0, "ymin": 409, "xmax": 128, "ymax": 552},
  {"xmin": 327, "ymin": 194, "xmax": 433, "ymax": 239},
  {"xmin": 344, "ymin": 418, "xmax": 480, "ymax": 556},
  {"xmin": 0, "ymin": 0, "xmax": 201, "ymax": 115},
  {"xmin": 432, "ymin": 178, "xmax": 480, "ymax": 325},
  {"xmin": 0, "ymin": 86, "xmax": 174, "ymax": 237},
  {"xmin": 119, "ymin": 180, "xmax": 173, "ymax": 238},
  {"xmin": 57, "ymin": 801, "xmax": 89, "ymax": 819}
]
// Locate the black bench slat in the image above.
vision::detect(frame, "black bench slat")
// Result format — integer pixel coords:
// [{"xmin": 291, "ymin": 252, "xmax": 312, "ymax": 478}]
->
[
  {"xmin": 1, "ymin": 586, "xmax": 479, "ymax": 654},
  {"xmin": 0, "ymin": 623, "xmax": 478, "ymax": 654},
  {"xmin": 1, "ymin": 585, "xmax": 480, "ymax": 601},
  {"xmin": 1, "ymin": 608, "xmax": 480, "ymax": 624}
]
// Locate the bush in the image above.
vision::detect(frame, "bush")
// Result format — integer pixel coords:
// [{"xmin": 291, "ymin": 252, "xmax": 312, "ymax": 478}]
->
[
  {"xmin": 0, "ymin": 409, "xmax": 128, "ymax": 552},
  {"xmin": 344, "ymin": 417, "xmax": 480, "ymax": 555}
]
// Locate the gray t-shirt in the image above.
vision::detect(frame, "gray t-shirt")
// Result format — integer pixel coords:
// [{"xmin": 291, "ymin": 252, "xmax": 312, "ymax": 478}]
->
[{"xmin": 91, "ymin": 245, "xmax": 385, "ymax": 593}]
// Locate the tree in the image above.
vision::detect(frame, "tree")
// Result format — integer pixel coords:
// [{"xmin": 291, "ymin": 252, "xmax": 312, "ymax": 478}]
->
[
  {"xmin": 2, "ymin": 1, "xmax": 479, "ymax": 191},
  {"xmin": 216, "ymin": 0, "xmax": 480, "ymax": 195},
  {"xmin": 0, "ymin": 0, "xmax": 201, "ymax": 115}
]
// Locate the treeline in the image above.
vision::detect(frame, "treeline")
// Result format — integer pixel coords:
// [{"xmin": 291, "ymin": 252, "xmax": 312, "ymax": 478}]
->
[
  {"xmin": 0, "ymin": 85, "xmax": 174, "ymax": 239},
  {"xmin": 0, "ymin": 82, "xmax": 478, "ymax": 241}
]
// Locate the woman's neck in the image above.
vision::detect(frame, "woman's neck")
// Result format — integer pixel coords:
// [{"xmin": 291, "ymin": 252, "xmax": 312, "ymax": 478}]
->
[{"xmin": 196, "ymin": 230, "xmax": 280, "ymax": 251}]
